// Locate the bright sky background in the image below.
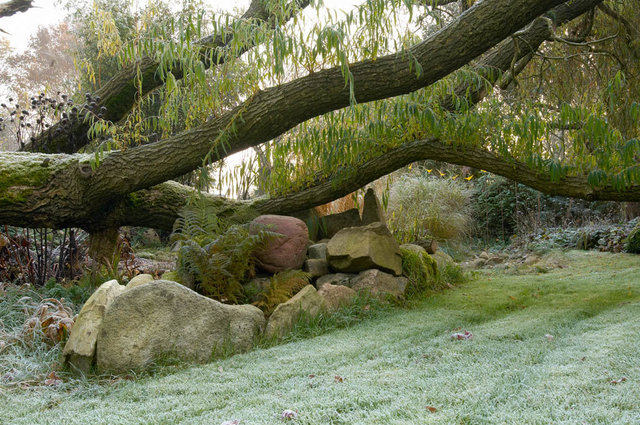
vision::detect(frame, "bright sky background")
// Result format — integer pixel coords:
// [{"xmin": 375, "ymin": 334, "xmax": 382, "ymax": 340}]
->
[{"xmin": 1, "ymin": 0, "xmax": 359, "ymax": 52}]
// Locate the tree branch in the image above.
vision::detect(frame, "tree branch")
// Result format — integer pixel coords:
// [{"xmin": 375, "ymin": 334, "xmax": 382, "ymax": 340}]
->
[
  {"xmin": 0, "ymin": 0, "xmax": 33, "ymax": 19},
  {"xmin": 3, "ymin": 0, "xmax": 618, "ymax": 233},
  {"xmin": 23, "ymin": 0, "xmax": 311, "ymax": 154},
  {"xmin": 85, "ymin": 0, "xmax": 568, "ymax": 204}
]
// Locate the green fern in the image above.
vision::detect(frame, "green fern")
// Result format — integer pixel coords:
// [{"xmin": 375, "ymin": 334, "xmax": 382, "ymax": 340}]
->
[
  {"xmin": 254, "ymin": 270, "xmax": 311, "ymax": 316},
  {"xmin": 172, "ymin": 200, "xmax": 280, "ymax": 303}
]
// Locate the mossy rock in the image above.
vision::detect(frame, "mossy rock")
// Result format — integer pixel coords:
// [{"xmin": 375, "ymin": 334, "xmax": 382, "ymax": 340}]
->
[
  {"xmin": 626, "ymin": 223, "xmax": 640, "ymax": 254},
  {"xmin": 400, "ymin": 247, "xmax": 439, "ymax": 297}
]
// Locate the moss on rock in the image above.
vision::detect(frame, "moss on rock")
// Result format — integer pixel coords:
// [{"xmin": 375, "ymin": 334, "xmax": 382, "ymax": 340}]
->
[{"xmin": 400, "ymin": 246, "xmax": 440, "ymax": 297}]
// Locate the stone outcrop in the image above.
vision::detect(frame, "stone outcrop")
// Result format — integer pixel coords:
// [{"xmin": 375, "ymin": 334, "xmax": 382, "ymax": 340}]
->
[
  {"xmin": 303, "ymin": 259, "xmax": 329, "ymax": 278},
  {"xmin": 307, "ymin": 243, "xmax": 328, "ymax": 260},
  {"xmin": 265, "ymin": 285, "xmax": 324, "ymax": 338},
  {"xmin": 63, "ymin": 280, "xmax": 125, "ymax": 373},
  {"xmin": 327, "ymin": 222, "xmax": 402, "ymax": 276},
  {"xmin": 96, "ymin": 280, "xmax": 264, "ymax": 373},
  {"xmin": 252, "ymin": 215, "xmax": 309, "ymax": 273},
  {"xmin": 361, "ymin": 188, "xmax": 384, "ymax": 225}
]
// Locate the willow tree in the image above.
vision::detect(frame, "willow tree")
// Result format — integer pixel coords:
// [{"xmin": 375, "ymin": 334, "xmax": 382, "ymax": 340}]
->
[{"xmin": 1, "ymin": 0, "xmax": 639, "ymax": 258}]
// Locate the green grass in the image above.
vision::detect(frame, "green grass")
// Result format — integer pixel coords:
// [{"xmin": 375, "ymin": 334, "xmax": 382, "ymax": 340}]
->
[{"xmin": 2, "ymin": 250, "xmax": 640, "ymax": 424}]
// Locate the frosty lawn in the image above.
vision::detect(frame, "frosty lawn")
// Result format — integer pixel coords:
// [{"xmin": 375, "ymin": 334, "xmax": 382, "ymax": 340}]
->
[{"xmin": 2, "ymin": 250, "xmax": 639, "ymax": 424}]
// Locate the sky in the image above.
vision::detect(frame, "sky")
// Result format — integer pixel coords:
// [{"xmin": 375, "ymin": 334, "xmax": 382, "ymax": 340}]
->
[{"xmin": 0, "ymin": 0, "xmax": 358, "ymax": 52}]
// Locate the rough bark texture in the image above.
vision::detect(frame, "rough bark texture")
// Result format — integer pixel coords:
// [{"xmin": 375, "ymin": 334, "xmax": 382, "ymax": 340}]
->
[{"xmin": 0, "ymin": 0, "xmax": 32, "ymax": 18}]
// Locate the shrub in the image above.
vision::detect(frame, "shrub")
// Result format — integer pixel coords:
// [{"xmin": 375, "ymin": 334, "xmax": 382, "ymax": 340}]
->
[
  {"xmin": 472, "ymin": 174, "xmax": 623, "ymax": 241},
  {"xmin": 387, "ymin": 172, "xmax": 472, "ymax": 243},
  {"xmin": 400, "ymin": 247, "xmax": 440, "ymax": 297},
  {"xmin": 626, "ymin": 223, "xmax": 640, "ymax": 253}
]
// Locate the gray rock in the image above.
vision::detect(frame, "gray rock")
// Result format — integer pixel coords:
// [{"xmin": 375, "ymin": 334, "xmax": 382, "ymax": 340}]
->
[
  {"xmin": 349, "ymin": 269, "xmax": 406, "ymax": 299},
  {"xmin": 96, "ymin": 280, "xmax": 264, "ymax": 373},
  {"xmin": 315, "ymin": 273, "xmax": 355, "ymax": 290},
  {"xmin": 63, "ymin": 280, "xmax": 125, "ymax": 373},
  {"xmin": 226, "ymin": 304, "xmax": 266, "ymax": 353},
  {"xmin": 431, "ymin": 251, "xmax": 454, "ymax": 269},
  {"xmin": 319, "ymin": 209, "xmax": 362, "ymax": 239},
  {"xmin": 327, "ymin": 222, "xmax": 402, "ymax": 276},
  {"xmin": 303, "ymin": 259, "xmax": 329, "ymax": 278},
  {"xmin": 361, "ymin": 188, "xmax": 384, "ymax": 225},
  {"xmin": 317, "ymin": 283, "xmax": 356, "ymax": 312},
  {"xmin": 307, "ymin": 243, "xmax": 328, "ymax": 261},
  {"xmin": 400, "ymin": 243, "xmax": 427, "ymax": 256},
  {"xmin": 265, "ymin": 285, "xmax": 324, "ymax": 338},
  {"xmin": 125, "ymin": 273, "xmax": 154, "ymax": 290}
]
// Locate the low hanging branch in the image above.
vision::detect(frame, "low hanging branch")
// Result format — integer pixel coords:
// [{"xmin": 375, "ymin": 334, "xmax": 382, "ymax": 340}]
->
[{"xmin": 0, "ymin": 0, "xmax": 625, "ymax": 235}]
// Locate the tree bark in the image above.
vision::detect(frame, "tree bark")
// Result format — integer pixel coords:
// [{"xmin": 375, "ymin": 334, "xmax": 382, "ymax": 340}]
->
[
  {"xmin": 2, "ymin": 0, "xmax": 627, "ymax": 236},
  {"xmin": 0, "ymin": 0, "xmax": 32, "ymax": 19}
]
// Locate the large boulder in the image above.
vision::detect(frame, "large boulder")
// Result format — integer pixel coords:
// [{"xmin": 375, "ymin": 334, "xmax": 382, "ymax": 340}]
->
[
  {"xmin": 226, "ymin": 304, "xmax": 267, "ymax": 353},
  {"xmin": 265, "ymin": 285, "xmax": 324, "ymax": 338},
  {"xmin": 319, "ymin": 209, "xmax": 362, "ymax": 239},
  {"xmin": 400, "ymin": 243, "xmax": 426, "ymax": 256},
  {"xmin": 63, "ymin": 280, "xmax": 125, "ymax": 373},
  {"xmin": 327, "ymin": 222, "xmax": 402, "ymax": 276},
  {"xmin": 349, "ymin": 269, "xmax": 407, "ymax": 300},
  {"xmin": 96, "ymin": 280, "xmax": 265, "ymax": 373},
  {"xmin": 431, "ymin": 250, "xmax": 454, "ymax": 269},
  {"xmin": 317, "ymin": 283, "xmax": 356, "ymax": 312},
  {"xmin": 361, "ymin": 188, "xmax": 385, "ymax": 225},
  {"xmin": 251, "ymin": 215, "xmax": 309, "ymax": 273}
]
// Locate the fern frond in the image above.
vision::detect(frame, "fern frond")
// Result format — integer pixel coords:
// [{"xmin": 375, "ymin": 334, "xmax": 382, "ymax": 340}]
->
[{"xmin": 254, "ymin": 270, "xmax": 311, "ymax": 316}]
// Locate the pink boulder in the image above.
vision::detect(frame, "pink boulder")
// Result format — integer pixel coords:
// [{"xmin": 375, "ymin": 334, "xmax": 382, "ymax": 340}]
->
[{"xmin": 251, "ymin": 215, "xmax": 309, "ymax": 273}]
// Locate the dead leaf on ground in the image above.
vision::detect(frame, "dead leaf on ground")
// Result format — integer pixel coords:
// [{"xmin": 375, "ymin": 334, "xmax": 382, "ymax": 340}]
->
[
  {"xmin": 451, "ymin": 330, "xmax": 473, "ymax": 340},
  {"xmin": 426, "ymin": 406, "xmax": 438, "ymax": 413},
  {"xmin": 334, "ymin": 375, "xmax": 344, "ymax": 383},
  {"xmin": 220, "ymin": 420, "xmax": 240, "ymax": 425},
  {"xmin": 281, "ymin": 409, "xmax": 297, "ymax": 420},
  {"xmin": 44, "ymin": 371, "xmax": 62, "ymax": 386},
  {"xmin": 545, "ymin": 334, "xmax": 554, "ymax": 341},
  {"xmin": 308, "ymin": 374, "xmax": 315, "ymax": 378},
  {"xmin": 610, "ymin": 377, "xmax": 627, "ymax": 385}
]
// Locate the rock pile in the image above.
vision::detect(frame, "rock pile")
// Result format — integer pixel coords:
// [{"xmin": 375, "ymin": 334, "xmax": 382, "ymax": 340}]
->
[{"xmin": 64, "ymin": 191, "xmax": 446, "ymax": 374}]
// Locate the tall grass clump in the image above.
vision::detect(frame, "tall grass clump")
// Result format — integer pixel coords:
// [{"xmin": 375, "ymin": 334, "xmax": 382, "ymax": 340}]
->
[{"xmin": 387, "ymin": 171, "xmax": 472, "ymax": 243}]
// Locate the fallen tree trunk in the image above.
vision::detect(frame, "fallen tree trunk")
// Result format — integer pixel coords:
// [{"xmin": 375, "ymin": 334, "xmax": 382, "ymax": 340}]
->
[{"xmin": 1, "ymin": 0, "xmax": 614, "ymax": 235}]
